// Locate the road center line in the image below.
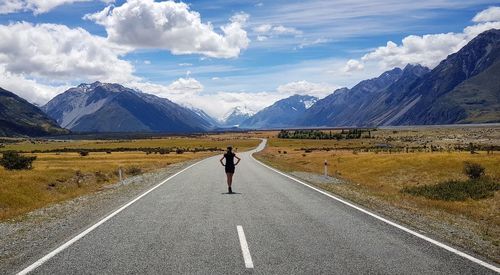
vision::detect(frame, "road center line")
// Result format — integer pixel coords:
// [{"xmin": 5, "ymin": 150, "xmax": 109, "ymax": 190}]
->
[{"xmin": 237, "ymin": 225, "xmax": 254, "ymax": 269}]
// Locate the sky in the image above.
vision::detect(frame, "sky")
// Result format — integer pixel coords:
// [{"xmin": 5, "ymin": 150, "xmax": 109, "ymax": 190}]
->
[{"xmin": 0, "ymin": 0, "xmax": 500, "ymax": 119}]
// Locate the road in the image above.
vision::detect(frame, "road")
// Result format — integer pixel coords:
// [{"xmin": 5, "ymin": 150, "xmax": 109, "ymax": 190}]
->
[{"xmin": 17, "ymin": 140, "xmax": 498, "ymax": 274}]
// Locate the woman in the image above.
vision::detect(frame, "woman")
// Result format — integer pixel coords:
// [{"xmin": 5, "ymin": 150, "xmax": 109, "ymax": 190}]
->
[{"xmin": 220, "ymin": 146, "xmax": 241, "ymax": 193}]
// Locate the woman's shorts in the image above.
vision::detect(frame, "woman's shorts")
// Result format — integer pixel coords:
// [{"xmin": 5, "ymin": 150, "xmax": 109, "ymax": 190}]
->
[{"xmin": 225, "ymin": 166, "xmax": 235, "ymax": 173}]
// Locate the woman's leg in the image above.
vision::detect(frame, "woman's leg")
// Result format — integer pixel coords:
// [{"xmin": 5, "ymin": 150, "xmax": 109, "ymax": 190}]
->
[{"xmin": 226, "ymin": 173, "xmax": 233, "ymax": 187}]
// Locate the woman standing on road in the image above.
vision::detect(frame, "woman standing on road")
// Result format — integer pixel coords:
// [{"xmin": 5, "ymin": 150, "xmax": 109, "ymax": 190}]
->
[{"xmin": 220, "ymin": 146, "xmax": 241, "ymax": 193}]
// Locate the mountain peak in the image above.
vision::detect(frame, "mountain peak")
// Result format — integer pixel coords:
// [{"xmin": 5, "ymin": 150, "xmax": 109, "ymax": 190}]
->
[
  {"xmin": 402, "ymin": 63, "xmax": 430, "ymax": 77},
  {"xmin": 77, "ymin": 81, "xmax": 103, "ymax": 91},
  {"xmin": 222, "ymin": 106, "xmax": 255, "ymax": 126}
]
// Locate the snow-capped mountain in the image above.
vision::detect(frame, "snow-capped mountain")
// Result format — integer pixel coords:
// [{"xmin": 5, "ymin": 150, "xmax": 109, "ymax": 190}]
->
[
  {"xmin": 222, "ymin": 106, "xmax": 256, "ymax": 127},
  {"xmin": 239, "ymin": 95, "xmax": 318, "ymax": 129},
  {"xmin": 183, "ymin": 104, "xmax": 220, "ymax": 128},
  {"xmin": 42, "ymin": 82, "xmax": 215, "ymax": 133}
]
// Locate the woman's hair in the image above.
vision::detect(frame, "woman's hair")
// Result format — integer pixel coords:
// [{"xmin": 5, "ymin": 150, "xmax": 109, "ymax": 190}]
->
[{"xmin": 227, "ymin": 146, "xmax": 233, "ymax": 152}]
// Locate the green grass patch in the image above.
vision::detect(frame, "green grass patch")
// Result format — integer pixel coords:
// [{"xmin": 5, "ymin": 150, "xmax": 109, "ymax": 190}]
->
[{"xmin": 402, "ymin": 178, "xmax": 500, "ymax": 201}]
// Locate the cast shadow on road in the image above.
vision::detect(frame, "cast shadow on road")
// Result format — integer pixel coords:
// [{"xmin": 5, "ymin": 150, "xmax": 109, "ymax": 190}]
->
[{"xmin": 221, "ymin": 192, "xmax": 242, "ymax": 195}]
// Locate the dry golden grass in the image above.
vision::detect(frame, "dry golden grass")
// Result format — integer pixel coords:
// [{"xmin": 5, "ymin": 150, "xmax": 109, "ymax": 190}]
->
[
  {"xmin": 254, "ymin": 128, "xmax": 500, "ymax": 252},
  {"xmin": 0, "ymin": 136, "xmax": 260, "ymax": 221},
  {"xmin": 1, "ymin": 133, "xmax": 259, "ymax": 152}
]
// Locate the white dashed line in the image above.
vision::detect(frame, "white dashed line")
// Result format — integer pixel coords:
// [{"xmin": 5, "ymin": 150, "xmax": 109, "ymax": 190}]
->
[{"xmin": 237, "ymin": 225, "xmax": 254, "ymax": 269}]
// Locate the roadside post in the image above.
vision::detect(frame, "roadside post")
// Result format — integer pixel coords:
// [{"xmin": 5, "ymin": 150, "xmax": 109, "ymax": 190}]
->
[
  {"xmin": 119, "ymin": 167, "xmax": 123, "ymax": 184},
  {"xmin": 324, "ymin": 160, "xmax": 328, "ymax": 177}
]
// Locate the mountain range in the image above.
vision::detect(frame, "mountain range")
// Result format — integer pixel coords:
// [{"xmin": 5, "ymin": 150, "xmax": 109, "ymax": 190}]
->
[
  {"xmin": 0, "ymin": 88, "xmax": 68, "ymax": 137},
  {"xmin": 42, "ymin": 82, "xmax": 214, "ymax": 133},
  {"xmin": 240, "ymin": 95, "xmax": 317, "ymax": 129},
  {"xmin": 298, "ymin": 29, "xmax": 500, "ymax": 127},
  {"xmin": 0, "ymin": 29, "xmax": 498, "ymax": 136}
]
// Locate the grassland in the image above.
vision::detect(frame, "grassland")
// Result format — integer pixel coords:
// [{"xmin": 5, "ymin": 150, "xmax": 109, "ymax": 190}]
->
[
  {"xmin": 0, "ymin": 134, "xmax": 259, "ymax": 221},
  {"xmin": 254, "ymin": 126, "xmax": 500, "ymax": 261}
]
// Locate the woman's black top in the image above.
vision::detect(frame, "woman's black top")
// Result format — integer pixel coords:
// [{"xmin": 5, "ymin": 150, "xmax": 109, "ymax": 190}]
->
[{"xmin": 224, "ymin": 152, "xmax": 235, "ymax": 173}]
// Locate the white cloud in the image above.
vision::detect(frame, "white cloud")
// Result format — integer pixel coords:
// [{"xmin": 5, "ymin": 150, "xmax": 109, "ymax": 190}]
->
[
  {"xmin": 129, "ymin": 77, "xmax": 203, "ymax": 98},
  {"xmin": 85, "ymin": 0, "xmax": 250, "ymax": 58},
  {"xmin": 0, "ymin": 0, "xmax": 113, "ymax": 15},
  {"xmin": 0, "ymin": 22, "xmax": 134, "ymax": 82},
  {"xmin": 143, "ymin": 60, "xmax": 151, "ymax": 65},
  {"xmin": 256, "ymin": 35, "xmax": 268, "ymax": 41},
  {"xmin": 473, "ymin": 6, "xmax": 500, "ymax": 22},
  {"xmin": 253, "ymin": 23, "xmax": 301, "ymax": 36},
  {"xmin": 296, "ymin": 38, "xmax": 330, "ymax": 49},
  {"xmin": 276, "ymin": 80, "xmax": 335, "ymax": 98},
  {"xmin": 356, "ymin": 8, "xmax": 500, "ymax": 69},
  {"xmin": 272, "ymin": 25, "xmax": 302, "ymax": 35},
  {"xmin": 342, "ymin": 59, "xmax": 365, "ymax": 73},
  {"xmin": 0, "ymin": 65, "xmax": 69, "ymax": 105}
]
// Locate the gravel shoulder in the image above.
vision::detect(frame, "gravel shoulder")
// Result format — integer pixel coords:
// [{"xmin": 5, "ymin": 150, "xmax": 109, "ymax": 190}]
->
[
  {"xmin": 289, "ymin": 171, "xmax": 499, "ymax": 265},
  {"xmin": 0, "ymin": 158, "xmax": 203, "ymax": 274}
]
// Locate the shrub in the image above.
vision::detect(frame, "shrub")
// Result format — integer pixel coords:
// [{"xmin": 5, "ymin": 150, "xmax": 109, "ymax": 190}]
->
[
  {"xmin": 126, "ymin": 166, "xmax": 142, "ymax": 176},
  {"xmin": 0, "ymin": 151, "xmax": 37, "ymax": 170},
  {"xmin": 463, "ymin": 162, "xmax": 485, "ymax": 180},
  {"xmin": 402, "ymin": 179, "xmax": 499, "ymax": 201},
  {"xmin": 158, "ymin": 148, "xmax": 170, "ymax": 155},
  {"xmin": 79, "ymin": 150, "xmax": 89, "ymax": 157},
  {"xmin": 95, "ymin": 171, "xmax": 108, "ymax": 183},
  {"xmin": 176, "ymin": 149, "xmax": 184, "ymax": 154}
]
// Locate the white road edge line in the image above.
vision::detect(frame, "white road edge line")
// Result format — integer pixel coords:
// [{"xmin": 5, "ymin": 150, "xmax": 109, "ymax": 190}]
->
[
  {"xmin": 237, "ymin": 225, "xmax": 254, "ymax": 269},
  {"xmin": 251, "ymin": 152, "xmax": 500, "ymax": 273},
  {"xmin": 17, "ymin": 159, "xmax": 206, "ymax": 275}
]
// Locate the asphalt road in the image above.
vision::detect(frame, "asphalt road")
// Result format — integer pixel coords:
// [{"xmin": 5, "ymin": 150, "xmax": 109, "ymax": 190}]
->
[{"xmin": 18, "ymin": 140, "xmax": 498, "ymax": 274}]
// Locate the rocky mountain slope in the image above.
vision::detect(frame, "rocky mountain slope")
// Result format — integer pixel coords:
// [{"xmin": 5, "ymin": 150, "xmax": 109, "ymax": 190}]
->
[
  {"xmin": 42, "ymin": 82, "xmax": 214, "ymax": 133},
  {"xmin": 302, "ymin": 29, "xmax": 500, "ymax": 127},
  {"xmin": 0, "ymin": 88, "xmax": 68, "ymax": 137}
]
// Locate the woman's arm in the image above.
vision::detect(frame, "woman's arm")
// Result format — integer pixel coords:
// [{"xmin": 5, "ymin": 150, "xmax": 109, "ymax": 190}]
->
[
  {"xmin": 220, "ymin": 156, "xmax": 225, "ymax": 166},
  {"xmin": 234, "ymin": 155, "xmax": 241, "ymax": 166}
]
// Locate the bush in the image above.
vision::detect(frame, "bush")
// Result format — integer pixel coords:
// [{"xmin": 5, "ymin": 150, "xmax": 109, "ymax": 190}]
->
[
  {"xmin": 126, "ymin": 166, "xmax": 142, "ymax": 176},
  {"xmin": 79, "ymin": 150, "xmax": 89, "ymax": 157},
  {"xmin": 402, "ymin": 179, "xmax": 499, "ymax": 201},
  {"xmin": 176, "ymin": 149, "xmax": 184, "ymax": 154},
  {"xmin": 95, "ymin": 171, "xmax": 108, "ymax": 183},
  {"xmin": 463, "ymin": 161, "xmax": 485, "ymax": 180},
  {"xmin": 0, "ymin": 151, "xmax": 37, "ymax": 170}
]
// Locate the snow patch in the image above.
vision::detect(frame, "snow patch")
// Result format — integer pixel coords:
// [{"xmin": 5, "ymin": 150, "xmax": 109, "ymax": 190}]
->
[{"xmin": 302, "ymin": 99, "xmax": 317, "ymax": 109}]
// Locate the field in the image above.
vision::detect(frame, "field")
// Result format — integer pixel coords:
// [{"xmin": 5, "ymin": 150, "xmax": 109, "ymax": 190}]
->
[
  {"xmin": 254, "ymin": 126, "xmax": 500, "ymax": 261},
  {"xmin": 0, "ymin": 134, "xmax": 260, "ymax": 221}
]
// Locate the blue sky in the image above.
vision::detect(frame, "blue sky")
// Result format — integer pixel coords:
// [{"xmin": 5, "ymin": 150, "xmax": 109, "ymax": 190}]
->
[{"xmin": 0, "ymin": 0, "xmax": 499, "ymax": 118}]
